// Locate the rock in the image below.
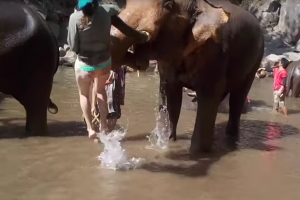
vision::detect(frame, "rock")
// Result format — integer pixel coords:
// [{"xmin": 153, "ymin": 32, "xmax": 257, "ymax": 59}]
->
[
  {"xmin": 260, "ymin": 54, "xmax": 283, "ymax": 72},
  {"xmin": 59, "ymin": 47, "xmax": 66, "ymax": 57},
  {"xmin": 295, "ymin": 39, "xmax": 300, "ymax": 52},
  {"xmin": 63, "ymin": 50, "xmax": 76, "ymax": 66},
  {"xmin": 59, "ymin": 49, "xmax": 76, "ymax": 66},
  {"xmin": 260, "ymin": 52, "xmax": 300, "ymax": 76},
  {"xmin": 276, "ymin": 0, "xmax": 300, "ymax": 45},
  {"xmin": 64, "ymin": 44, "xmax": 71, "ymax": 52},
  {"xmin": 261, "ymin": 11, "xmax": 280, "ymax": 29},
  {"xmin": 282, "ymin": 52, "xmax": 300, "ymax": 61},
  {"xmin": 264, "ymin": 34, "xmax": 272, "ymax": 42},
  {"xmin": 268, "ymin": 35, "xmax": 285, "ymax": 48},
  {"xmin": 266, "ymin": 54, "xmax": 285, "ymax": 62}
]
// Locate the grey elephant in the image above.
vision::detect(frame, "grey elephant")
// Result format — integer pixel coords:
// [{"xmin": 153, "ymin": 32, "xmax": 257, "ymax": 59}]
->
[
  {"xmin": 285, "ymin": 60, "xmax": 300, "ymax": 97},
  {"xmin": 0, "ymin": 0, "xmax": 58, "ymax": 135}
]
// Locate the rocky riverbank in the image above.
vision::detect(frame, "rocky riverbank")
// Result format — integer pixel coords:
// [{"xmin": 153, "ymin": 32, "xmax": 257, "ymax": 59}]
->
[
  {"xmin": 238, "ymin": 0, "xmax": 300, "ymax": 78},
  {"xmin": 34, "ymin": 0, "xmax": 300, "ymax": 73}
]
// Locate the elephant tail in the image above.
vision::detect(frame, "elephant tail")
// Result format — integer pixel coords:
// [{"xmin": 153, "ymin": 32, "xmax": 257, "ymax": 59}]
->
[
  {"xmin": 48, "ymin": 98, "xmax": 58, "ymax": 114},
  {"xmin": 285, "ymin": 62, "xmax": 295, "ymax": 96}
]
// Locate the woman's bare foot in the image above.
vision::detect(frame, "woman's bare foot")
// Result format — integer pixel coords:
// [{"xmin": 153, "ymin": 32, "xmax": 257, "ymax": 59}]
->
[
  {"xmin": 88, "ymin": 129, "xmax": 99, "ymax": 143},
  {"xmin": 99, "ymin": 124, "xmax": 110, "ymax": 135}
]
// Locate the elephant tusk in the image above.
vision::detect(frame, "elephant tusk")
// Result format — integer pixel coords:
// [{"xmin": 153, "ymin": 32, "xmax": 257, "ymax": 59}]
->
[{"xmin": 141, "ymin": 31, "xmax": 151, "ymax": 42}]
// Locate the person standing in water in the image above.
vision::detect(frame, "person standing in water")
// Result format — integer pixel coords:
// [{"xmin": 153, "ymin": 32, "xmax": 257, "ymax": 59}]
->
[
  {"xmin": 68, "ymin": 0, "xmax": 149, "ymax": 141},
  {"xmin": 257, "ymin": 58, "xmax": 289, "ymax": 116}
]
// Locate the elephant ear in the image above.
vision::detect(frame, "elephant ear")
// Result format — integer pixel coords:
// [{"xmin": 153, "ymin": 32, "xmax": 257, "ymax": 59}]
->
[{"xmin": 183, "ymin": 4, "xmax": 230, "ymax": 57}]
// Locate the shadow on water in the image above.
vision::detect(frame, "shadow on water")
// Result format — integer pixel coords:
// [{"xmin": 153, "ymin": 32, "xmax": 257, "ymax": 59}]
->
[
  {"xmin": 0, "ymin": 93, "xmax": 12, "ymax": 112},
  {"xmin": 0, "ymin": 118, "xmax": 87, "ymax": 139},
  {"xmin": 141, "ymin": 119, "xmax": 299, "ymax": 177}
]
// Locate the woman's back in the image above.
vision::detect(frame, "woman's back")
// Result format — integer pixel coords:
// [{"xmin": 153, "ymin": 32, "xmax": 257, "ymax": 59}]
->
[{"xmin": 68, "ymin": 4, "xmax": 120, "ymax": 65}]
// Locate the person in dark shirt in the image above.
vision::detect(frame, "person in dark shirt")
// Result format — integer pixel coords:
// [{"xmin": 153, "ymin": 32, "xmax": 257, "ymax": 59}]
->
[{"xmin": 68, "ymin": 0, "xmax": 149, "ymax": 141}]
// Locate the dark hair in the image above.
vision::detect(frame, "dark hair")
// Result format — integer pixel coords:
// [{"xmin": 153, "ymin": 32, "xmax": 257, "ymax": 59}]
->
[
  {"xmin": 81, "ymin": 1, "xmax": 98, "ymax": 17},
  {"xmin": 280, "ymin": 58, "xmax": 290, "ymax": 69},
  {"xmin": 79, "ymin": 1, "xmax": 98, "ymax": 29}
]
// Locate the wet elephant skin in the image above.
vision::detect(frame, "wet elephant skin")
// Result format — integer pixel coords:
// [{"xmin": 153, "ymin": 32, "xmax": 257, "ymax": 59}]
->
[
  {"xmin": 0, "ymin": 0, "xmax": 59, "ymax": 136},
  {"xmin": 112, "ymin": 0, "xmax": 265, "ymax": 154},
  {"xmin": 285, "ymin": 60, "xmax": 300, "ymax": 98}
]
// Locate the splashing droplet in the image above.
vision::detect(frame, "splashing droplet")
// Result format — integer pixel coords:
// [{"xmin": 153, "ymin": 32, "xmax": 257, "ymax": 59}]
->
[
  {"xmin": 97, "ymin": 128, "xmax": 145, "ymax": 170},
  {"xmin": 146, "ymin": 105, "xmax": 171, "ymax": 151}
]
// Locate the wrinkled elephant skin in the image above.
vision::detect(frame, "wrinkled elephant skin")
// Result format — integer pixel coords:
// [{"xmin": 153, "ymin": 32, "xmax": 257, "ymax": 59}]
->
[
  {"xmin": 0, "ymin": 0, "xmax": 59, "ymax": 136},
  {"xmin": 111, "ymin": 0, "xmax": 264, "ymax": 153},
  {"xmin": 285, "ymin": 60, "xmax": 300, "ymax": 98}
]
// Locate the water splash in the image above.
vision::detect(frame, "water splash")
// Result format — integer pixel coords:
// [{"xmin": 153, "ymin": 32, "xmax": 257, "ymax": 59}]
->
[
  {"xmin": 97, "ymin": 127, "xmax": 145, "ymax": 171},
  {"xmin": 146, "ymin": 105, "xmax": 171, "ymax": 151}
]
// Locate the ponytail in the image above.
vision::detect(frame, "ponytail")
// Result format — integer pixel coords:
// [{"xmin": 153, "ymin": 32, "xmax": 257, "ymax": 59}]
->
[{"xmin": 78, "ymin": 0, "xmax": 99, "ymax": 29}]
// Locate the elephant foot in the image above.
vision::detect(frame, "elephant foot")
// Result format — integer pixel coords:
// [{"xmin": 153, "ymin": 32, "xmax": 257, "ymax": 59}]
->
[
  {"xmin": 225, "ymin": 123, "xmax": 240, "ymax": 149},
  {"xmin": 225, "ymin": 123, "xmax": 239, "ymax": 138},
  {"xmin": 25, "ymin": 106, "xmax": 48, "ymax": 136},
  {"xmin": 169, "ymin": 132, "xmax": 177, "ymax": 141},
  {"xmin": 189, "ymin": 142, "xmax": 212, "ymax": 155},
  {"xmin": 189, "ymin": 147, "xmax": 212, "ymax": 158},
  {"xmin": 25, "ymin": 124, "xmax": 48, "ymax": 136}
]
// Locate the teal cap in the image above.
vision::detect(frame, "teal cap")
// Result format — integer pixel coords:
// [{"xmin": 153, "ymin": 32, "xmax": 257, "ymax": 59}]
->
[{"xmin": 78, "ymin": 0, "xmax": 94, "ymax": 9}]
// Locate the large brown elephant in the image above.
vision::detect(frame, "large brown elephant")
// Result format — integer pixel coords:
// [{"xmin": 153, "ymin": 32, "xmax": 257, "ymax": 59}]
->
[
  {"xmin": 110, "ymin": 0, "xmax": 264, "ymax": 153},
  {"xmin": 0, "ymin": 0, "xmax": 58, "ymax": 135}
]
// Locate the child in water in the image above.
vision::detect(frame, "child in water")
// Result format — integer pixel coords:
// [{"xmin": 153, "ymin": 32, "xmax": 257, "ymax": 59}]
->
[{"xmin": 257, "ymin": 58, "xmax": 289, "ymax": 116}]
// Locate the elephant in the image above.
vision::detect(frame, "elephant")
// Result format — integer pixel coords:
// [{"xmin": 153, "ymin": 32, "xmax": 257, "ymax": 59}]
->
[
  {"xmin": 285, "ymin": 60, "xmax": 300, "ymax": 97},
  {"xmin": 0, "ymin": 0, "xmax": 59, "ymax": 135},
  {"xmin": 110, "ymin": 0, "xmax": 264, "ymax": 153}
]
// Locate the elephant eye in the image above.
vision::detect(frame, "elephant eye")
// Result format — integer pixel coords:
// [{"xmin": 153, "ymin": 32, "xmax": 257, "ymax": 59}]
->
[{"xmin": 164, "ymin": 1, "xmax": 173, "ymax": 11}]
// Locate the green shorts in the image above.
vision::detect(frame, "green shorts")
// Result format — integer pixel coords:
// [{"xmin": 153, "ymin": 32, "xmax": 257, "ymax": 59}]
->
[{"xmin": 79, "ymin": 58, "xmax": 111, "ymax": 71}]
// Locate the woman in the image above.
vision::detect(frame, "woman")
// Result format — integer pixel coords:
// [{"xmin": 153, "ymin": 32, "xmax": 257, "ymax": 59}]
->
[{"xmin": 67, "ymin": 0, "xmax": 149, "ymax": 141}]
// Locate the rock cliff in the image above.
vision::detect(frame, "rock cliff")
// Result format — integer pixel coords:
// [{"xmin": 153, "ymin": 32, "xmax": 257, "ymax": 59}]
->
[{"xmin": 29, "ymin": 0, "xmax": 300, "ymax": 69}]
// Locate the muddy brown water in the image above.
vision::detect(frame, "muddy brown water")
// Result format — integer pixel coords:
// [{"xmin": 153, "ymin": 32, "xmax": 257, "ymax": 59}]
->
[{"xmin": 1, "ymin": 67, "xmax": 300, "ymax": 200}]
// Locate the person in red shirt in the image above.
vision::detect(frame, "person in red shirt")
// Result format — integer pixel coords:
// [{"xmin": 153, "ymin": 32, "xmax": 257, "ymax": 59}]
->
[{"xmin": 258, "ymin": 58, "xmax": 289, "ymax": 116}]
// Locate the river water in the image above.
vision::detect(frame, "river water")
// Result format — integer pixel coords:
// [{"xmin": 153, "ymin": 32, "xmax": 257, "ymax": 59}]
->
[{"xmin": 0, "ymin": 67, "xmax": 300, "ymax": 200}]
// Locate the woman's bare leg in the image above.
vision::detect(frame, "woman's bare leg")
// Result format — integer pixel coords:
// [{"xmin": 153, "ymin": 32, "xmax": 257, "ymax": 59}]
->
[
  {"xmin": 95, "ymin": 67, "xmax": 110, "ymax": 133},
  {"xmin": 75, "ymin": 66, "xmax": 95, "ymax": 137},
  {"xmin": 90, "ymin": 82, "xmax": 96, "ymax": 113}
]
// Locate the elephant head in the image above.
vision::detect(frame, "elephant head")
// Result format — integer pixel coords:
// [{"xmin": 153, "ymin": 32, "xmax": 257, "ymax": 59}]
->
[
  {"xmin": 110, "ymin": 0, "xmax": 176, "ymax": 70},
  {"xmin": 111, "ymin": 0, "xmax": 231, "ymax": 71}
]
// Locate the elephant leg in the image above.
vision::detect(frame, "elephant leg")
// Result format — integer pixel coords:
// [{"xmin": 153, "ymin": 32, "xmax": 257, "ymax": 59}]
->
[
  {"xmin": 190, "ymin": 82, "xmax": 225, "ymax": 153},
  {"xmin": 25, "ymin": 99, "xmax": 48, "ymax": 136},
  {"xmin": 291, "ymin": 78, "xmax": 300, "ymax": 98},
  {"xmin": 158, "ymin": 79, "xmax": 167, "ymax": 110},
  {"xmin": 226, "ymin": 78, "xmax": 254, "ymax": 140},
  {"xmin": 166, "ymin": 83, "xmax": 182, "ymax": 141},
  {"xmin": 14, "ymin": 83, "xmax": 52, "ymax": 136}
]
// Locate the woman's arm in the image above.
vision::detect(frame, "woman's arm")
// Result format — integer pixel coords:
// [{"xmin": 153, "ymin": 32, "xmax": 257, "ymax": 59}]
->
[{"xmin": 67, "ymin": 13, "xmax": 79, "ymax": 53}]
